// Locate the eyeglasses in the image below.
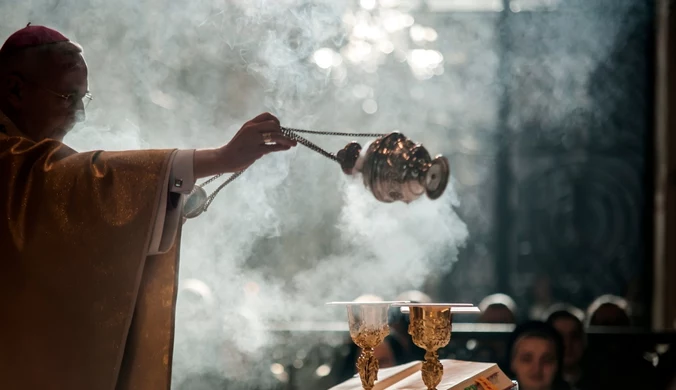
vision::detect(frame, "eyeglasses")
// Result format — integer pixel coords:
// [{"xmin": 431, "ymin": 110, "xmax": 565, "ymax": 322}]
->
[
  {"xmin": 12, "ymin": 72, "xmax": 93, "ymax": 109},
  {"xmin": 40, "ymin": 86, "xmax": 93, "ymax": 109}
]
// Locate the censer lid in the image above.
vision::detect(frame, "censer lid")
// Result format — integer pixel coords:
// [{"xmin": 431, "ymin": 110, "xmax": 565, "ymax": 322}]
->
[{"xmin": 425, "ymin": 156, "xmax": 450, "ymax": 200}]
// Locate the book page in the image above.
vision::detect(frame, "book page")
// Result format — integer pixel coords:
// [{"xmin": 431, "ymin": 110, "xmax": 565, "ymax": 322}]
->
[
  {"xmin": 387, "ymin": 360, "xmax": 513, "ymax": 390},
  {"xmin": 329, "ymin": 361, "xmax": 423, "ymax": 390}
]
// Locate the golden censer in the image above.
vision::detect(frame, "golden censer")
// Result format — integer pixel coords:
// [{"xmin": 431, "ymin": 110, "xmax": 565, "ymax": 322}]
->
[{"xmin": 183, "ymin": 127, "xmax": 450, "ymax": 219}]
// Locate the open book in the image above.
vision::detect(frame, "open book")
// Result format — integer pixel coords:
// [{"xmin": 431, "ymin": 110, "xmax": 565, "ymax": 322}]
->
[{"xmin": 330, "ymin": 359, "xmax": 516, "ymax": 390}]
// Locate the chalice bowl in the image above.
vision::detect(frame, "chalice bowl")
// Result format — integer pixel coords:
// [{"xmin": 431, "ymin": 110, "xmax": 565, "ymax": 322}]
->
[
  {"xmin": 392, "ymin": 303, "xmax": 480, "ymax": 390},
  {"xmin": 327, "ymin": 301, "xmax": 408, "ymax": 390}
]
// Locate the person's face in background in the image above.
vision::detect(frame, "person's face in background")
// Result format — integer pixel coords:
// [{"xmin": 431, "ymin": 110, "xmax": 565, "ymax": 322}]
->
[
  {"xmin": 551, "ymin": 316, "xmax": 585, "ymax": 369},
  {"xmin": 511, "ymin": 336, "xmax": 559, "ymax": 390}
]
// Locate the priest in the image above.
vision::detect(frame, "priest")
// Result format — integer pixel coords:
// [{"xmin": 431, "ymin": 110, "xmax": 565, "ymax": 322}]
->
[{"xmin": 0, "ymin": 25, "xmax": 296, "ymax": 390}]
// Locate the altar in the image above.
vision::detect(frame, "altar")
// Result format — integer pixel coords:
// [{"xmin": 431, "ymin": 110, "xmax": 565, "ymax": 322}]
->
[{"xmin": 325, "ymin": 301, "xmax": 516, "ymax": 390}]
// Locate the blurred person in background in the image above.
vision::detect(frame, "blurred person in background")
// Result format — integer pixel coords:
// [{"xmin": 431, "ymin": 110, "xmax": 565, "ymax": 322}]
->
[
  {"xmin": 472, "ymin": 293, "xmax": 519, "ymax": 368},
  {"xmin": 478, "ymin": 293, "xmax": 518, "ymax": 324},
  {"xmin": 585, "ymin": 294, "xmax": 631, "ymax": 327},
  {"xmin": 583, "ymin": 294, "xmax": 656, "ymax": 389},
  {"xmin": 544, "ymin": 304, "xmax": 588, "ymax": 390},
  {"xmin": 506, "ymin": 321, "xmax": 570, "ymax": 390},
  {"xmin": 656, "ymin": 345, "xmax": 676, "ymax": 390},
  {"xmin": 529, "ymin": 274, "xmax": 555, "ymax": 321}
]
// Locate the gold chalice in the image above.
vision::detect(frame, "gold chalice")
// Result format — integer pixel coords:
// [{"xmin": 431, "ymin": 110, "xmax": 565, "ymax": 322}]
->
[
  {"xmin": 327, "ymin": 301, "xmax": 409, "ymax": 390},
  {"xmin": 392, "ymin": 303, "xmax": 480, "ymax": 390}
]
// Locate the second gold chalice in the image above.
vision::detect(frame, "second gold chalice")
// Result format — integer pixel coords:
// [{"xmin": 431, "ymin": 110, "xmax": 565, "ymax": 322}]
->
[{"xmin": 392, "ymin": 303, "xmax": 480, "ymax": 390}]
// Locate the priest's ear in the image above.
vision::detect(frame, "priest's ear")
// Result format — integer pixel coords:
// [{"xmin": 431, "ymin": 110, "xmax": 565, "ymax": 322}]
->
[
  {"xmin": 4, "ymin": 72, "xmax": 26, "ymax": 108},
  {"xmin": 0, "ymin": 53, "xmax": 26, "ymax": 109}
]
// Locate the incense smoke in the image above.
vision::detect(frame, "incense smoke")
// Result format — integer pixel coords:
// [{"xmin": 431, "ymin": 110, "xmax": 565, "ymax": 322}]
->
[{"xmin": 0, "ymin": 0, "xmax": 649, "ymax": 388}]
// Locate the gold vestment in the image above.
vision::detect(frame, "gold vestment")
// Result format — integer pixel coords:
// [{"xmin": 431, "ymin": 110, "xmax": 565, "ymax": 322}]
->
[{"xmin": 0, "ymin": 111, "xmax": 181, "ymax": 390}]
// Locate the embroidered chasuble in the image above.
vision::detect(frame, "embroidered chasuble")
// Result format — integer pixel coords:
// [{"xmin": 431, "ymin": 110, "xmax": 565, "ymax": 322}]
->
[{"xmin": 0, "ymin": 110, "xmax": 182, "ymax": 390}]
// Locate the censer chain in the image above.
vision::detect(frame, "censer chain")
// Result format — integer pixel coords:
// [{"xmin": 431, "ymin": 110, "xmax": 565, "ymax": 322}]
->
[
  {"xmin": 281, "ymin": 128, "xmax": 340, "ymax": 163},
  {"xmin": 192, "ymin": 127, "xmax": 386, "ymax": 213},
  {"xmin": 280, "ymin": 127, "xmax": 386, "ymax": 138},
  {"xmin": 200, "ymin": 170, "xmax": 245, "ymax": 212}
]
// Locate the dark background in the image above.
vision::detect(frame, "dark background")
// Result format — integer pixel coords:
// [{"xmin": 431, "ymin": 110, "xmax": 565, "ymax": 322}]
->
[{"xmin": 440, "ymin": 0, "xmax": 655, "ymax": 326}]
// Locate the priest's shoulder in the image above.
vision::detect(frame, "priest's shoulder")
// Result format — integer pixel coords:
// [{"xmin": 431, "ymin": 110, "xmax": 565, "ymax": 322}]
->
[{"xmin": 0, "ymin": 132, "xmax": 77, "ymax": 159}]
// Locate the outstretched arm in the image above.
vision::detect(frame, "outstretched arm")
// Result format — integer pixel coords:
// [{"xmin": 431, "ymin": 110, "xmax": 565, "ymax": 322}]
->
[{"xmin": 149, "ymin": 112, "xmax": 296, "ymax": 254}]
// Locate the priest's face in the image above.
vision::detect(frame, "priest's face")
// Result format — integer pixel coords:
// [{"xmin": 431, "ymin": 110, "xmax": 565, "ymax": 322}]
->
[{"xmin": 9, "ymin": 44, "xmax": 88, "ymax": 142}]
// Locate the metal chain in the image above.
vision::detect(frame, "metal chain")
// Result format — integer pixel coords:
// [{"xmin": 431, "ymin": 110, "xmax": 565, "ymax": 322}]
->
[
  {"xmin": 280, "ymin": 126, "xmax": 386, "ymax": 163},
  {"xmin": 193, "ymin": 127, "xmax": 386, "ymax": 212},
  {"xmin": 280, "ymin": 127, "xmax": 386, "ymax": 138},
  {"xmin": 199, "ymin": 170, "xmax": 227, "ymax": 188},
  {"xmin": 281, "ymin": 128, "xmax": 341, "ymax": 162},
  {"xmin": 202, "ymin": 169, "xmax": 245, "ymax": 211}
]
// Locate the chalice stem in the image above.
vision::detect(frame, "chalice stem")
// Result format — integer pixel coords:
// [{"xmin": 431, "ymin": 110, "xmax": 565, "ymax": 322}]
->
[
  {"xmin": 422, "ymin": 350, "xmax": 443, "ymax": 390},
  {"xmin": 356, "ymin": 347, "xmax": 379, "ymax": 390}
]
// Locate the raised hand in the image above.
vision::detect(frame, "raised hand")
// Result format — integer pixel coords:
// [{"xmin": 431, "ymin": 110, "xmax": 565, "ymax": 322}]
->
[{"xmin": 216, "ymin": 112, "xmax": 297, "ymax": 172}]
